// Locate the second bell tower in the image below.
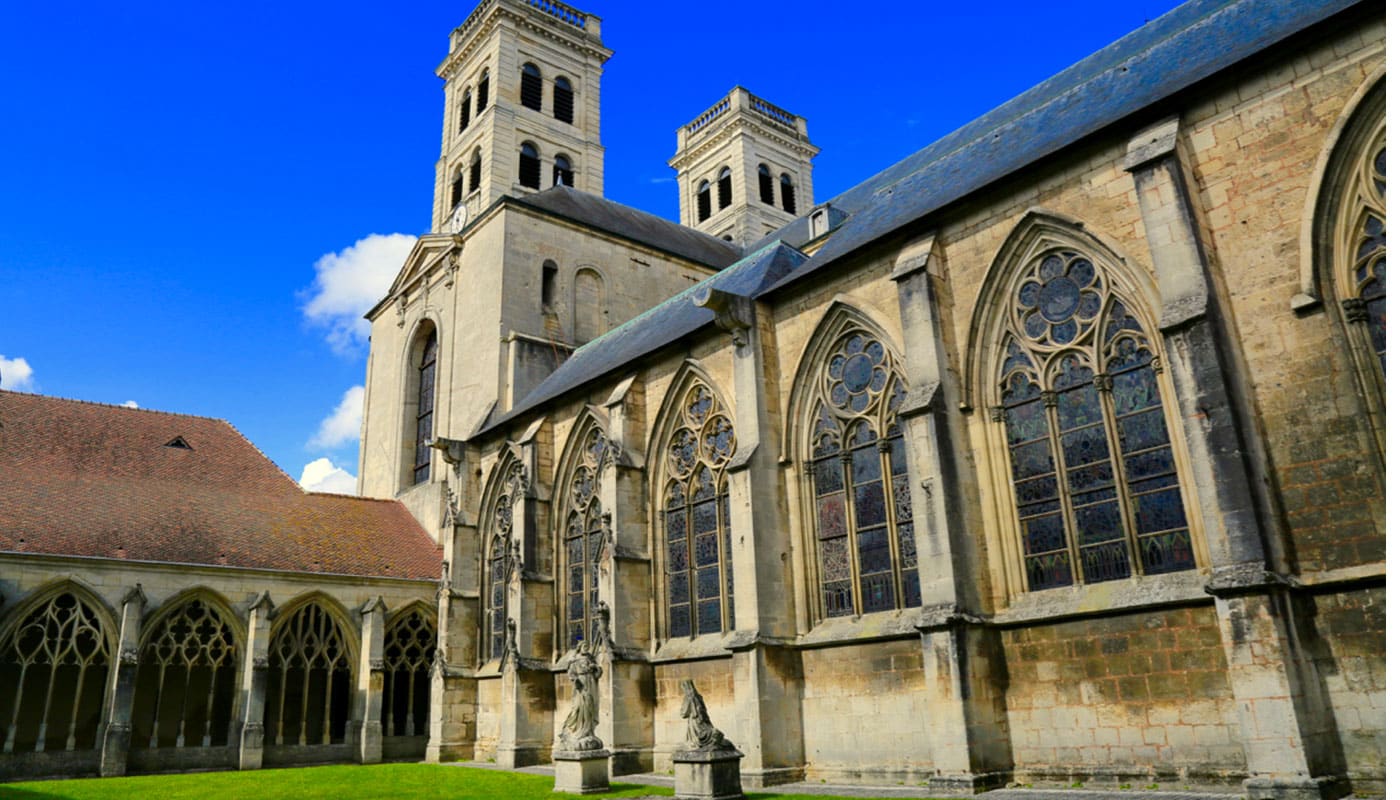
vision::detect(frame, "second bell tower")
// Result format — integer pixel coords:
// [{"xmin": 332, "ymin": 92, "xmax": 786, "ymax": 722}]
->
[{"xmin": 431, "ymin": 0, "xmax": 612, "ymax": 232}]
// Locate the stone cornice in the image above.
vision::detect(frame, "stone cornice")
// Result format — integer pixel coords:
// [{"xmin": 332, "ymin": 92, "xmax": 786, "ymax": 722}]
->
[
  {"xmin": 438, "ymin": 3, "xmax": 610, "ymax": 81},
  {"xmin": 669, "ymin": 115, "xmax": 819, "ymax": 171}
]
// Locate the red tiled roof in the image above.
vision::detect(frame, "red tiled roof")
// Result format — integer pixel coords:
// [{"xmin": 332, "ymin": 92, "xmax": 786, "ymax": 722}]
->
[{"xmin": 0, "ymin": 391, "xmax": 441, "ymax": 580}]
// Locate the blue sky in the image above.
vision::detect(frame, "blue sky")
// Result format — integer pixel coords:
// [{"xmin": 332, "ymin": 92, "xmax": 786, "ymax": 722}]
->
[{"xmin": 0, "ymin": 0, "xmax": 1182, "ymax": 492}]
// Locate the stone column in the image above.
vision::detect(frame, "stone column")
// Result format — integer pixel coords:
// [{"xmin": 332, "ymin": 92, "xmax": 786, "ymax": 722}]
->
[
  {"xmin": 595, "ymin": 377, "xmax": 656, "ymax": 775},
  {"xmin": 890, "ymin": 236, "xmax": 1012, "ymax": 791},
  {"xmin": 98, "ymin": 585, "xmax": 146, "ymax": 777},
  {"xmin": 496, "ymin": 435, "xmax": 556, "ymax": 768},
  {"xmin": 236, "ymin": 592, "xmax": 275, "ymax": 771},
  {"xmin": 1125, "ymin": 117, "xmax": 1342, "ymax": 800},
  {"xmin": 696, "ymin": 288, "xmax": 804, "ymax": 787},
  {"xmin": 355, "ymin": 597, "xmax": 387, "ymax": 764}
]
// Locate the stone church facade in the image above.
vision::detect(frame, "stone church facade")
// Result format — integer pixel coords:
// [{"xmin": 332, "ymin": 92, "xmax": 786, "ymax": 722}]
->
[{"xmin": 0, "ymin": 0, "xmax": 1385, "ymax": 795}]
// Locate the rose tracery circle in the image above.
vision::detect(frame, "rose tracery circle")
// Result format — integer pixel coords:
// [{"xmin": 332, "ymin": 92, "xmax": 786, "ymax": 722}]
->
[
  {"xmin": 826, "ymin": 333, "xmax": 889, "ymax": 414},
  {"xmin": 1017, "ymin": 251, "xmax": 1102, "ymax": 346}
]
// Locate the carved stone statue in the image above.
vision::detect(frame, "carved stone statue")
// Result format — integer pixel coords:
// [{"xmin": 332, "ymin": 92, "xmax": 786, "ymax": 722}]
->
[
  {"xmin": 557, "ymin": 646, "xmax": 603, "ymax": 751},
  {"xmin": 681, "ymin": 679, "xmax": 732, "ymax": 751}
]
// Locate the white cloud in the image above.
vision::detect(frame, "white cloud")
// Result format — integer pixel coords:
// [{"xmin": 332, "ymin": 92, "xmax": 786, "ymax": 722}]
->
[
  {"xmin": 302, "ymin": 233, "xmax": 416, "ymax": 353},
  {"xmin": 122, "ymin": 400, "xmax": 139, "ymax": 408},
  {"xmin": 299, "ymin": 457, "xmax": 358, "ymax": 495},
  {"xmin": 0, "ymin": 355, "xmax": 34, "ymax": 391},
  {"xmin": 309, "ymin": 385, "xmax": 365, "ymax": 450}
]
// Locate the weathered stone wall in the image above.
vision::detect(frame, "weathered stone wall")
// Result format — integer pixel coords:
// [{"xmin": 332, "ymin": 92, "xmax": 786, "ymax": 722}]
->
[
  {"xmin": 1002, "ymin": 605, "xmax": 1244, "ymax": 782},
  {"xmin": 1305, "ymin": 586, "xmax": 1385, "ymax": 791},
  {"xmin": 799, "ymin": 638, "xmax": 933, "ymax": 784},
  {"xmin": 473, "ymin": 675, "xmax": 503, "ymax": 761}
]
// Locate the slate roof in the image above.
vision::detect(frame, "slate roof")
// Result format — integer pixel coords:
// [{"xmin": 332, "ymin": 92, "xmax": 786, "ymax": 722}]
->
[
  {"xmin": 514, "ymin": 186, "xmax": 743, "ymax": 269},
  {"xmin": 0, "ymin": 391, "xmax": 441, "ymax": 580},
  {"xmin": 477, "ymin": 240, "xmax": 808, "ymax": 436},
  {"xmin": 753, "ymin": 0, "xmax": 1368, "ymax": 295}
]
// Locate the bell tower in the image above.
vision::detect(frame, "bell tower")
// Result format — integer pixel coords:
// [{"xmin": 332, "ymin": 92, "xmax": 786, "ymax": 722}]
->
[
  {"xmin": 432, "ymin": 0, "xmax": 612, "ymax": 232},
  {"xmin": 670, "ymin": 87, "xmax": 818, "ymax": 246}
]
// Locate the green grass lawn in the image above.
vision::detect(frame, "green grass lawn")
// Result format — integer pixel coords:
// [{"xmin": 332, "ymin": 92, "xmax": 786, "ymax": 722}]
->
[{"xmin": 0, "ymin": 763, "xmax": 890, "ymax": 800}]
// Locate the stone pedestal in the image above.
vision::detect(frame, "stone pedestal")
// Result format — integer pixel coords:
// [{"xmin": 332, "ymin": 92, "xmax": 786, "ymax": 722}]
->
[
  {"xmin": 674, "ymin": 748, "xmax": 744, "ymax": 800},
  {"xmin": 553, "ymin": 748, "xmax": 611, "ymax": 794}
]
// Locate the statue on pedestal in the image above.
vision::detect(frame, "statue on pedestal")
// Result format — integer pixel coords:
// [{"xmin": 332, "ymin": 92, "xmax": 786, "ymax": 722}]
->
[
  {"xmin": 681, "ymin": 679, "xmax": 732, "ymax": 751},
  {"xmin": 557, "ymin": 645, "xmax": 603, "ymax": 751}
]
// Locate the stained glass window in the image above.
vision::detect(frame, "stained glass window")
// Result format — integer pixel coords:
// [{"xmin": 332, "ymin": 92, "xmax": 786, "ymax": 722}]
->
[
  {"xmin": 806, "ymin": 330, "xmax": 920, "ymax": 618},
  {"xmin": 662, "ymin": 384, "xmax": 737, "ymax": 637},
  {"xmin": 997, "ymin": 249, "xmax": 1194, "ymax": 590},
  {"xmin": 563, "ymin": 426, "xmax": 608, "ymax": 648},
  {"xmin": 485, "ymin": 492, "xmax": 511, "ymax": 661}
]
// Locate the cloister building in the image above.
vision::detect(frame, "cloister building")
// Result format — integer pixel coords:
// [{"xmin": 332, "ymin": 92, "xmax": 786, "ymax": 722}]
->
[{"xmin": 0, "ymin": 0, "xmax": 1384, "ymax": 795}]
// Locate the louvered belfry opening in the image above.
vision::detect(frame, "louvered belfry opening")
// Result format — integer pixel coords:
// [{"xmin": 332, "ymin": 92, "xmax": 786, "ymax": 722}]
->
[
  {"xmin": 717, "ymin": 168, "xmax": 733, "ymax": 209},
  {"xmin": 758, "ymin": 164, "xmax": 774, "ymax": 205},
  {"xmin": 131, "ymin": 599, "xmax": 239, "ymax": 751},
  {"xmin": 457, "ymin": 90, "xmax": 471, "ymax": 132},
  {"xmin": 476, "ymin": 69, "xmax": 489, "ymax": 114},
  {"xmin": 781, "ymin": 173, "xmax": 796, "ymax": 213},
  {"xmin": 554, "ymin": 77, "xmax": 574, "ymax": 123},
  {"xmin": 469, "ymin": 151, "xmax": 482, "ymax": 192},
  {"xmin": 554, "ymin": 155, "xmax": 574, "ymax": 187},
  {"xmin": 264, "ymin": 604, "xmax": 352, "ymax": 747},
  {"xmin": 521, "ymin": 63, "xmax": 543, "ymax": 111},
  {"xmin": 0, "ymin": 592, "xmax": 112, "ymax": 755},
  {"xmin": 519, "ymin": 143, "xmax": 541, "ymax": 189},
  {"xmin": 697, "ymin": 181, "xmax": 712, "ymax": 222},
  {"xmin": 450, "ymin": 171, "xmax": 464, "ymax": 207}
]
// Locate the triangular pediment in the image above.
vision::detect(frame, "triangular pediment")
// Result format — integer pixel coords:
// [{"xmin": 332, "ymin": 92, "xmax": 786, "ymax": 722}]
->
[{"xmin": 367, "ymin": 234, "xmax": 459, "ymax": 320}]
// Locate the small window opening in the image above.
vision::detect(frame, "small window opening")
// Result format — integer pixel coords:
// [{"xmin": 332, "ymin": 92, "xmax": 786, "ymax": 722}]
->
[
  {"xmin": 553, "ymin": 154, "xmax": 574, "ymax": 187},
  {"xmin": 757, "ymin": 164, "xmax": 774, "ymax": 205},
  {"xmin": 718, "ymin": 167, "xmax": 733, "ymax": 209},
  {"xmin": 780, "ymin": 174, "xmax": 796, "ymax": 214},
  {"xmin": 697, "ymin": 180, "xmax": 712, "ymax": 222},
  {"xmin": 458, "ymin": 90, "xmax": 471, "ymax": 133},
  {"xmin": 450, "ymin": 169, "xmax": 464, "ymax": 207},
  {"xmin": 520, "ymin": 63, "xmax": 543, "ymax": 111},
  {"xmin": 519, "ymin": 143, "xmax": 541, "ymax": 189},
  {"xmin": 476, "ymin": 69, "xmax": 490, "ymax": 114},
  {"xmin": 469, "ymin": 150, "xmax": 482, "ymax": 192},
  {"xmin": 542, "ymin": 260, "xmax": 558, "ymax": 307},
  {"xmin": 554, "ymin": 77, "xmax": 574, "ymax": 124},
  {"xmin": 165, "ymin": 436, "xmax": 192, "ymax": 450}
]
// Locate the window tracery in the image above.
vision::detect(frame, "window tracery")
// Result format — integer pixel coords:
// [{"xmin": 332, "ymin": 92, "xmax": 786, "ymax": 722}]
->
[
  {"xmin": 0, "ymin": 591, "xmax": 111, "ymax": 754},
  {"xmin": 1335, "ymin": 120, "xmax": 1386, "ymax": 374},
  {"xmin": 806, "ymin": 330, "xmax": 919, "ymax": 618},
  {"xmin": 563, "ymin": 425, "xmax": 609, "ymax": 648},
  {"xmin": 133, "ymin": 598, "xmax": 238, "ymax": 750},
  {"xmin": 485, "ymin": 492, "xmax": 512, "ymax": 661},
  {"xmin": 265, "ymin": 603, "xmax": 352, "ymax": 747},
  {"xmin": 382, "ymin": 610, "xmax": 434, "ymax": 738},
  {"xmin": 996, "ymin": 249, "xmax": 1194, "ymax": 590},
  {"xmin": 661, "ymin": 384, "xmax": 736, "ymax": 637}
]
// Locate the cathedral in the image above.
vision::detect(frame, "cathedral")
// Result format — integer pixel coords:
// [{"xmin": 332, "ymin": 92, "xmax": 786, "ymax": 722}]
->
[{"xmin": 0, "ymin": 0, "xmax": 1385, "ymax": 795}]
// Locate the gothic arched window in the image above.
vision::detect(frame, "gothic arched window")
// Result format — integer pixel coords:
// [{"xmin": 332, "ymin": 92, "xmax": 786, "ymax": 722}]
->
[
  {"xmin": 485, "ymin": 492, "xmax": 511, "ymax": 661},
  {"xmin": 1327, "ymin": 93, "xmax": 1386, "ymax": 440},
  {"xmin": 806, "ymin": 329, "xmax": 919, "ymax": 618},
  {"xmin": 132, "ymin": 598, "xmax": 238, "ymax": 750},
  {"xmin": 412, "ymin": 329, "xmax": 438, "ymax": 485},
  {"xmin": 520, "ymin": 63, "xmax": 543, "ymax": 111},
  {"xmin": 757, "ymin": 164, "xmax": 774, "ymax": 205},
  {"xmin": 562, "ymin": 424, "xmax": 609, "ymax": 649},
  {"xmin": 0, "ymin": 590, "xmax": 112, "ymax": 753},
  {"xmin": 382, "ymin": 609, "xmax": 434, "ymax": 739},
  {"xmin": 265, "ymin": 603, "xmax": 352, "ymax": 746},
  {"xmin": 996, "ymin": 249, "xmax": 1194, "ymax": 590},
  {"xmin": 554, "ymin": 76, "xmax": 574, "ymax": 124},
  {"xmin": 661, "ymin": 384, "xmax": 736, "ymax": 638}
]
